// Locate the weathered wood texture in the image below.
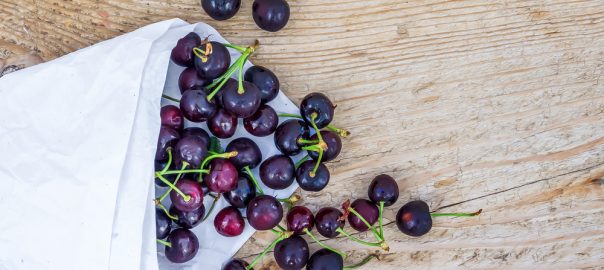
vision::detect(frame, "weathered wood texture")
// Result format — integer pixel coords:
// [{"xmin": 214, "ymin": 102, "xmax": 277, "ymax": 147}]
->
[{"xmin": 2, "ymin": 0, "xmax": 604, "ymax": 269}]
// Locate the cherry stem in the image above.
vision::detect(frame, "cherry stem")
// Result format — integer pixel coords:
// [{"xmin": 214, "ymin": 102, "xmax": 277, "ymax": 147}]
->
[
  {"xmin": 200, "ymin": 151, "xmax": 238, "ymax": 170},
  {"xmin": 161, "ymin": 94, "xmax": 180, "ymax": 103},
  {"xmin": 297, "ymin": 138, "xmax": 319, "ymax": 145},
  {"xmin": 206, "ymin": 52, "xmax": 246, "ymax": 100},
  {"xmin": 158, "ymin": 163, "xmax": 189, "ymax": 202},
  {"xmin": 343, "ymin": 253, "xmax": 379, "ymax": 270},
  {"xmin": 271, "ymin": 228, "xmax": 282, "ymax": 235},
  {"xmin": 311, "ymin": 148, "xmax": 323, "ymax": 177},
  {"xmin": 160, "ymin": 147, "xmax": 173, "ymax": 175},
  {"xmin": 335, "ymin": 228, "xmax": 383, "ymax": 248},
  {"xmin": 309, "ymin": 113, "xmax": 324, "ymax": 142},
  {"xmin": 155, "ymin": 173, "xmax": 191, "ymax": 202},
  {"xmin": 294, "ymin": 155, "xmax": 310, "ymax": 169},
  {"xmin": 378, "ymin": 201, "xmax": 384, "ymax": 239},
  {"xmin": 202, "ymin": 193, "xmax": 221, "ymax": 222},
  {"xmin": 431, "ymin": 209, "xmax": 482, "ymax": 217},
  {"xmin": 156, "ymin": 202, "xmax": 178, "ymax": 220},
  {"xmin": 304, "ymin": 228, "xmax": 347, "ymax": 258},
  {"xmin": 278, "ymin": 194, "xmax": 300, "ymax": 204},
  {"xmin": 244, "ymin": 166, "xmax": 264, "ymax": 195},
  {"xmin": 159, "ymin": 168, "xmax": 209, "ymax": 175},
  {"xmin": 208, "ymin": 150, "xmax": 219, "ymax": 155},
  {"xmin": 276, "ymin": 224, "xmax": 286, "ymax": 232},
  {"xmin": 237, "ymin": 53, "xmax": 250, "ymax": 94},
  {"xmin": 223, "ymin": 43, "xmax": 247, "ymax": 53},
  {"xmin": 156, "ymin": 239, "xmax": 172, "ymax": 247},
  {"xmin": 246, "ymin": 231, "xmax": 290, "ymax": 270},
  {"xmin": 277, "ymin": 113, "xmax": 350, "ymax": 138},
  {"xmin": 347, "ymin": 207, "xmax": 383, "ymax": 242}
]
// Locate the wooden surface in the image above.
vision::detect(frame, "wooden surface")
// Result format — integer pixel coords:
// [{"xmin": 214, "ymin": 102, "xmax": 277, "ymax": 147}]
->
[{"xmin": 2, "ymin": 0, "xmax": 604, "ymax": 269}]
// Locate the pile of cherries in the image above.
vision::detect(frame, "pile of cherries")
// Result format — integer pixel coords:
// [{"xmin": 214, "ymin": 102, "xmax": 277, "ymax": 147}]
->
[{"xmin": 202, "ymin": 0, "xmax": 290, "ymax": 32}]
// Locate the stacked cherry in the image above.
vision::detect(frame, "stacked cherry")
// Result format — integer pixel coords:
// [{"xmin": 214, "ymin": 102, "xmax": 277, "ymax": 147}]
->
[{"xmin": 202, "ymin": 0, "xmax": 290, "ymax": 32}]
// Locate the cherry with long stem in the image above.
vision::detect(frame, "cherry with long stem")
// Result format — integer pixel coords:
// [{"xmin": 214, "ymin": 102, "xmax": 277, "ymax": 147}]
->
[
  {"xmin": 346, "ymin": 207, "xmax": 384, "ymax": 244},
  {"xmin": 431, "ymin": 209, "xmax": 482, "ymax": 217},
  {"xmin": 156, "ymin": 174, "xmax": 191, "ymax": 202},
  {"xmin": 202, "ymin": 193, "xmax": 222, "ymax": 222},
  {"xmin": 157, "ymin": 163, "xmax": 189, "ymax": 203},
  {"xmin": 335, "ymin": 228, "xmax": 387, "ymax": 250},
  {"xmin": 304, "ymin": 228, "xmax": 347, "ymax": 258},
  {"xmin": 378, "ymin": 201, "xmax": 384, "ymax": 238},
  {"xmin": 277, "ymin": 113, "xmax": 350, "ymax": 138},
  {"xmin": 343, "ymin": 252, "xmax": 379, "ymax": 270},
  {"xmin": 246, "ymin": 231, "xmax": 293, "ymax": 270}
]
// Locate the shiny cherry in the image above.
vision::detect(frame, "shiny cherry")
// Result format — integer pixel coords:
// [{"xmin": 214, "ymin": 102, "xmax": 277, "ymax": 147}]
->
[
  {"xmin": 161, "ymin": 105, "xmax": 184, "ymax": 131},
  {"xmin": 203, "ymin": 159, "xmax": 239, "ymax": 193},
  {"xmin": 226, "ymin": 138, "xmax": 262, "ymax": 169},
  {"xmin": 156, "ymin": 208, "xmax": 172, "ymax": 239},
  {"xmin": 214, "ymin": 206, "xmax": 245, "ymax": 237},
  {"xmin": 396, "ymin": 200, "xmax": 432, "ymax": 237},
  {"xmin": 202, "ymin": 0, "xmax": 241, "ymax": 21},
  {"xmin": 222, "ymin": 81, "xmax": 262, "ymax": 118},
  {"xmin": 224, "ymin": 174, "xmax": 257, "ymax": 208},
  {"xmin": 207, "ymin": 108, "xmax": 238, "ymax": 139},
  {"xmin": 314, "ymin": 207, "xmax": 344, "ymax": 238},
  {"xmin": 215, "ymin": 78, "xmax": 237, "ymax": 107},
  {"xmin": 295, "ymin": 160, "xmax": 329, "ymax": 192},
  {"xmin": 223, "ymin": 258, "xmax": 251, "ymax": 270},
  {"xmin": 259, "ymin": 154, "xmax": 295, "ymax": 190},
  {"xmin": 274, "ymin": 119, "xmax": 310, "ymax": 156},
  {"xmin": 171, "ymin": 32, "xmax": 201, "ymax": 67},
  {"xmin": 170, "ymin": 204, "xmax": 205, "ymax": 229},
  {"xmin": 246, "ymin": 195, "xmax": 283, "ymax": 230},
  {"xmin": 274, "ymin": 235, "xmax": 309, "ymax": 270},
  {"xmin": 286, "ymin": 206, "xmax": 314, "ymax": 235},
  {"xmin": 243, "ymin": 104, "xmax": 278, "ymax": 137},
  {"xmin": 174, "ymin": 135, "xmax": 208, "ymax": 168},
  {"xmin": 300, "ymin": 92, "xmax": 335, "ymax": 129},
  {"xmin": 308, "ymin": 131, "xmax": 341, "ymax": 162},
  {"xmin": 347, "ymin": 199, "xmax": 378, "ymax": 232},
  {"xmin": 179, "ymin": 67, "xmax": 209, "ymax": 93},
  {"xmin": 181, "ymin": 127, "xmax": 210, "ymax": 149},
  {"xmin": 368, "ymin": 174, "xmax": 399, "ymax": 207},
  {"xmin": 194, "ymin": 41, "xmax": 231, "ymax": 80},
  {"xmin": 244, "ymin": 66, "xmax": 280, "ymax": 103},
  {"xmin": 252, "ymin": 0, "xmax": 290, "ymax": 32},
  {"xmin": 180, "ymin": 89, "xmax": 217, "ymax": 122},
  {"xmin": 306, "ymin": 249, "xmax": 343, "ymax": 270},
  {"xmin": 170, "ymin": 179, "xmax": 204, "ymax": 212},
  {"xmin": 155, "ymin": 126, "xmax": 180, "ymax": 161},
  {"xmin": 165, "ymin": 228, "xmax": 199, "ymax": 263}
]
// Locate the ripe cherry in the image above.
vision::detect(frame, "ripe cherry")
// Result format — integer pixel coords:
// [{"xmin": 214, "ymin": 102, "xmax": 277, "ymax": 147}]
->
[
  {"xmin": 174, "ymin": 135, "xmax": 208, "ymax": 168},
  {"xmin": 274, "ymin": 235, "xmax": 309, "ymax": 270},
  {"xmin": 179, "ymin": 67, "xmax": 209, "ymax": 93},
  {"xmin": 170, "ymin": 179, "xmax": 204, "ymax": 212},
  {"xmin": 243, "ymin": 104, "xmax": 278, "ymax": 137},
  {"xmin": 194, "ymin": 41, "xmax": 231, "ymax": 80},
  {"xmin": 347, "ymin": 199, "xmax": 378, "ymax": 232},
  {"xmin": 180, "ymin": 89, "xmax": 217, "ymax": 122},
  {"xmin": 396, "ymin": 200, "xmax": 432, "ymax": 237},
  {"xmin": 181, "ymin": 127, "xmax": 210, "ymax": 149},
  {"xmin": 252, "ymin": 0, "xmax": 290, "ymax": 32},
  {"xmin": 308, "ymin": 131, "xmax": 341, "ymax": 162},
  {"xmin": 171, "ymin": 32, "xmax": 201, "ymax": 67},
  {"xmin": 222, "ymin": 81, "xmax": 262, "ymax": 118},
  {"xmin": 214, "ymin": 206, "xmax": 245, "ymax": 237},
  {"xmin": 155, "ymin": 126, "xmax": 180, "ymax": 161},
  {"xmin": 169, "ymin": 204, "xmax": 205, "ymax": 229},
  {"xmin": 224, "ymin": 174, "xmax": 257, "ymax": 208},
  {"xmin": 244, "ymin": 66, "xmax": 279, "ymax": 103},
  {"xmin": 161, "ymin": 105, "xmax": 184, "ymax": 131},
  {"xmin": 314, "ymin": 207, "xmax": 344, "ymax": 238},
  {"xmin": 274, "ymin": 119, "xmax": 310, "ymax": 156},
  {"xmin": 246, "ymin": 195, "xmax": 283, "ymax": 230},
  {"xmin": 156, "ymin": 208, "xmax": 172, "ymax": 239},
  {"xmin": 300, "ymin": 93, "xmax": 334, "ymax": 129},
  {"xmin": 306, "ymin": 249, "xmax": 343, "ymax": 270},
  {"xmin": 207, "ymin": 108, "xmax": 238, "ymax": 139},
  {"xmin": 286, "ymin": 206, "xmax": 314, "ymax": 235},
  {"xmin": 368, "ymin": 174, "xmax": 399, "ymax": 207},
  {"xmin": 259, "ymin": 154, "xmax": 295, "ymax": 190},
  {"xmin": 202, "ymin": 0, "xmax": 241, "ymax": 21},
  {"xmin": 164, "ymin": 228, "xmax": 199, "ymax": 263},
  {"xmin": 204, "ymin": 159, "xmax": 239, "ymax": 193},
  {"xmin": 226, "ymin": 138, "xmax": 262, "ymax": 169},
  {"xmin": 295, "ymin": 160, "xmax": 329, "ymax": 192},
  {"xmin": 223, "ymin": 258, "xmax": 251, "ymax": 270}
]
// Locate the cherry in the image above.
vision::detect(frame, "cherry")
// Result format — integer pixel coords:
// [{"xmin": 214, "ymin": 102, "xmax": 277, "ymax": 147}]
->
[
  {"xmin": 286, "ymin": 206, "xmax": 314, "ymax": 235},
  {"xmin": 223, "ymin": 258, "xmax": 251, "ymax": 270},
  {"xmin": 224, "ymin": 174, "xmax": 257, "ymax": 208},
  {"xmin": 174, "ymin": 135, "xmax": 208, "ymax": 168},
  {"xmin": 161, "ymin": 105, "xmax": 184, "ymax": 131},
  {"xmin": 156, "ymin": 208, "xmax": 172, "ymax": 239},
  {"xmin": 180, "ymin": 89, "xmax": 217, "ymax": 122},
  {"xmin": 368, "ymin": 174, "xmax": 399, "ymax": 207},
  {"xmin": 274, "ymin": 235, "xmax": 309, "ymax": 270},
  {"xmin": 226, "ymin": 138, "xmax": 262, "ymax": 169},
  {"xmin": 306, "ymin": 249, "xmax": 343, "ymax": 270},
  {"xmin": 214, "ymin": 206, "xmax": 245, "ymax": 237},
  {"xmin": 155, "ymin": 126, "xmax": 180, "ymax": 161},
  {"xmin": 246, "ymin": 195, "xmax": 283, "ymax": 230},
  {"xmin": 170, "ymin": 204, "xmax": 205, "ymax": 229},
  {"xmin": 347, "ymin": 199, "xmax": 378, "ymax": 232},
  {"xmin": 155, "ymin": 160, "xmax": 176, "ymax": 187},
  {"xmin": 222, "ymin": 81, "xmax": 262, "ymax": 118},
  {"xmin": 295, "ymin": 160, "xmax": 329, "ymax": 192},
  {"xmin": 274, "ymin": 119, "xmax": 310, "ymax": 156},
  {"xmin": 259, "ymin": 154, "xmax": 295, "ymax": 190},
  {"xmin": 202, "ymin": 0, "xmax": 241, "ymax": 21},
  {"xmin": 314, "ymin": 207, "xmax": 344, "ymax": 238},
  {"xmin": 396, "ymin": 200, "xmax": 432, "ymax": 237},
  {"xmin": 203, "ymin": 159, "xmax": 239, "ymax": 193},
  {"xmin": 164, "ymin": 228, "xmax": 199, "ymax": 263},
  {"xmin": 308, "ymin": 131, "xmax": 341, "ymax": 162},
  {"xmin": 194, "ymin": 41, "xmax": 231, "ymax": 80},
  {"xmin": 170, "ymin": 179, "xmax": 204, "ymax": 212},
  {"xmin": 300, "ymin": 93, "xmax": 335, "ymax": 129},
  {"xmin": 178, "ymin": 67, "xmax": 209, "ymax": 93},
  {"xmin": 207, "ymin": 108, "xmax": 238, "ymax": 139},
  {"xmin": 181, "ymin": 127, "xmax": 210, "ymax": 149},
  {"xmin": 171, "ymin": 32, "xmax": 201, "ymax": 67},
  {"xmin": 244, "ymin": 66, "xmax": 279, "ymax": 103},
  {"xmin": 252, "ymin": 0, "xmax": 290, "ymax": 32},
  {"xmin": 215, "ymin": 78, "xmax": 237, "ymax": 108},
  {"xmin": 243, "ymin": 104, "xmax": 278, "ymax": 137}
]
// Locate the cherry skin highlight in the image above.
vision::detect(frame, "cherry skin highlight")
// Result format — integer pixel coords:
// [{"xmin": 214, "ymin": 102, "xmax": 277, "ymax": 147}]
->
[
  {"xmin": 155, "ymin": 126, "xmax": 180, "ymax": 161},
  {"xmin": 286, "ymin": 205, "xmax": 315, "ymax": 235},
  {"xmin": 202, "ymin": 0, "xmax": 241, "ymax": 21},
  {"xmin": 368, "ymin": 174, "xmax": 399, "ymax": 207},
  {"xmin": 203, "ymin": 159, "xmax": 239, "ymax": 193},
  {"xmin": 274, "ymin": 235, "xmax": 310, "ymax": 270},
  {"xmin": 170, "ymin": 179, "xmax": 204, "ymax": 212},
  {"xmin": 314, "ymin": 207, "xmax": 344, "ymax": 238},
  {"xmin": 180, "ymin": 89, "xmax": 217, "ymax": 122},
  {"xmin": 226, "ymin": 138, "xmax": 262, "ymax": 169},
  {"xmin": 207, "ymin": 108, "xmax": 238, "ymax": 139},
  {"xmin": 222, "ymin": 81, "xmax": 262, "ymax": 118},
  {"xmin": 259, "ymin": 154, "xmax": 295, "ymax": 190},
  {"xmin": 396, "ymin": 200, "xmax": 432, "ymax": 237},
  {"xmin": 171, "ymin": 32, "xmax": 201, "ymax": 67},
  {"xmin": 299, "ymin": 92, "xmax": 335, "ymax": 129},
  {"xmin": 224, "ymin": 174, "xmax": 257, "ymax": 208},
  {"xmin": 244, "ymin": 65, "xmax": 280, "ymax": 103},
  {"xmin": 347, "ymin": 199, "xmax": 379, "ymax": 232},
  {"xmin": 161, "ymin": 105, "xmax": 185, "ymax": 131},
  {"xmin": 252, "ymin": 0, "xmax": 290, "ymax": 32},
  {"xmin": 243, "ymin": 104, "xmax": 278, "ymax": 137},
  {"xmin": 214, "ymin": 206, "xmax": 245, "ymax": 237},
  {"xmin": 174, "ymin": 135, "xmax": 208, "ymax": 168},
  {"xmin": 165, "ymin": 228, "xmax": 199, "ymax": 263},
  {"xmin": 246, "ymin": 195, "xmax": 283, "ymax": 230}
]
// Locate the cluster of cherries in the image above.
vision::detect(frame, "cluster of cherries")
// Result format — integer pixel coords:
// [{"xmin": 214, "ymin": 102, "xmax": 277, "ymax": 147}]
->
[{"xmin": 202, "ymin": 0, "xmax": 290, "ymax": 32}]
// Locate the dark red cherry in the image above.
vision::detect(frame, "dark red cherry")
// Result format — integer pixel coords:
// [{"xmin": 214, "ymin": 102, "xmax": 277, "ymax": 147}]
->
[
  {"xmin": 174, "ymin": 135, "xmax": 208, "ymax": 168},
  {"xmin": 179, "ymin": 67, "xmax": 209, "ymax": 93},
  {"xmin": 214, "ymin": 206, "xmax": 245, "ymax": 237},
  {"xmin": 223, "ymin": 258, "xmax": 251, "ymax": 270},
  {"xmin": 244, "ymin": 104, "xmax": 278, "ymax": 137},
  {"xmin": 299, "ymin": 92, "xmax": 335, "ymax": 129},
  {"xmin": 181, "ymin": 127, "xmax": 210, "ymax": 149},
  {"xmin": 156, "ymin": 208, "xmax": 172, "ymax": 239},
  {"xmin": 308, "ymin": 131, "xmax": 341, "ymax": 162},
  {"xmin": 169, "ymin": 204, "xmax": 205, "ymax": 229},
  {"xmin": 244, "ymin": 66, "xmax": 279, "ymax": 103},
  {"xmin": 259, "ymin": 154, "xmax": 295, "ymax": 190},
  {"xmin": 286, "ymin": 206, "xmax": 314, "ymax": 235},
  {"xmin": 347, "ymin": 199, "xmax": 379, "ymax": 232},
  {"xmin": 226, "ymin": 138, "xmax": 262, "ymax": 169},
  {"xmin": 295, "ymin": 160, "xmax": 329, "ymax": 192},
  {"xmin": 314, "ymin": 207, "xmax": 344, "ymax": 238},
  {"xmin": 274, "ymin": 235, "xmax": 309, "ymax": 270},
  {"xmin": 202, "ymin": 0, "xmax": 241, "ymax": 21},
  {"xmin": 161, "ymin": 105, "xmax": 184, "ymax": 131},
  {"xmin": 203, "ymin": 159, "xmax": 239, "ymax": 193},
  {"xmin": 222, "ymin": 81, "xmax": 262, "ymax": 118},
  {"xmin": 252, "ymin": 0, "xmax": 290, "ymax": 32},
  {"xmin": 306, "ymin": 249, "xmax": 343, "ymax": 270},
  {"xmin": 155, "ymin": 160, "xmax": 176, "ymax": 187},
  {"xmin": 171, "ymin": 32, "xmax": 201, "ymax": 67},
  {"xmin": 396, "ymin": 200, "xmax": 432, "ymax": 237},
  {"xmin": 207, "ymin": 108, "xmax": 238, "ymax": 139},
  {"xmin": 170, "ymin": 179, "xmax": 204, "ymax": 212},
  {"xmin": 246, "ymin": 195, "xmax": 283, "ymax": 230},
  {"xmin": 215, "ymin": 78, "xmax": 237, "ymax": 107},
  {"xmin": 155, "ymin": 126, "xmax": 180, "ymax": 161},
  {"xmin": 180, "ymin": 89, "xmax": 217, "ymax": 122},
  {"xmin": 194, "ymin": 41, "xmax": 231, "ymax": 80},
  {"xmin": 165, "ymin": 228, "xmax": 199, "ymax": 263},
  {"xmin": 224, "ymin": 174, "xmax": 257, "ymax": 208},
  {"xmin": 368, "ymin": 174, "xmax": 399, "ymax": 207},
  {"xmin": 274, "ymin": 119, "xmax": 310, "ymax": 156}
]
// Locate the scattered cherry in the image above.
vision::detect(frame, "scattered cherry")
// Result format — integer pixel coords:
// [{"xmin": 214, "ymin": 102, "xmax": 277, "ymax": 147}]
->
[
  {"xmin": 259, "ymin": 154, "xmax": 295, "ymax": 190},
  {"xmin": 395, "ymin": 200, "xmax": 432, "ymax": 237},
  {"xmin": 170, "ymin": 204, "xmax": 205, "ymax": 229},
  {"xmin": 222, "ymin": 81, "xmax": 262, "ymax": 118},
  {"xmin": 207, "ymin": 108, "xmax": 238, "ymax": 138},
  {"xmin": 300, "ymin": 93, "xmax": 334, "ymax": 129},
  {"xmin": 194, "ymin": 41, "xmax": 231, "ymax": 80},
  {"xmin": 347, "ymin": 199, "xmax": 378, "ymax": 232},
  {"xmin": 204, "ymin": 159, "xmax": 239, "ymax": 193},
  {"xmin": 244, "ymin": 66, "xmax": 280, "ymax": 103},
  {"xmin": 308, "ymin": 130, "xmax": 341, "ymax": 162},
  {"xmin": 164, "ymin": 228, "xmax": 199, "ymax": 263},
  {"xmin": 180, "ymin": 89, "xmax": 217, "ymax": 122},
  {"xmin": 161, "ymin": 105, "xmax": 184, "ymax": 131},
  {"xmin": 214, "ymin": 206, "xmax": 245, "ymax": 237},
  {"xmin": 368, "ymin": 174, "xmax": 399, "ymax": 207},
  {"xmin": 223, "ymin": 258, "xmax": 251, "ymax": 270},
  {"xmin": 224, "ymin": 174, "xmax": 257, "ymax": 208},
  {"xmin": 171, "ymin": 32, "xmax": 201, "ymax": 67},
  {"xmin": 295, "ymin": 160, "xmax": 329, "ymax": 192},
  {"xmin": 179, "ymin": 67, "xmax": 209, "ymax": 93},
  {"xmin": 314, "ymin": 207, "xmax": 344, "ymax": 238},
  {"xmin": 252, "ymin": 0, "xmax": 290, "ymax": 32},
  {"xmin": 226, "ymin": 138, "xmax": 262, "ymax": 169},
  {"xmin": 286, "ymin": 206, "xmax": 314, "ymax": 235},
  {"xmin": 202, "ymin": 0, "xmax": 241, "ymax": 21},
  {"xmin": 174, "ymin": 135, "xmax": 208, "ymax": 168},
  {"xmin": 156, "ymin": 208, "xmax": 172, "ymax": 239},
  {"xmin": 181, "ymin": 127, "xmax": 210, "ymax": 149},
  {"xmin": 246, "ymin": 195, "xmax": 283, "ymax": 230},
  {"xmin": 274, "ymin": 235, "xmax": 309, "ymax": 270},
  {"xmin": 170, "ymin": 179, "xmax": 204, "ymax": 212},
  {"xmin": 274, "ymin": 119, "xmax": 310, "ymax": 156},
  {"xmin": 243, "ymin": 104, "xmax": 278, "ymax": 137},
  {"xmin": 306, "ymin": 249, "xmax": 343, "ymax": 270},
  {"xmin": 155, "ymin": 126, "xmax": 180, "ymax": 161}
]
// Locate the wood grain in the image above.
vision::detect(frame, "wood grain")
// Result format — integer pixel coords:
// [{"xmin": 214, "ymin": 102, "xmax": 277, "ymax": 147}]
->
[{"xmin": 2, "ymin": 0, "xmax": 604, "ymax": 269}]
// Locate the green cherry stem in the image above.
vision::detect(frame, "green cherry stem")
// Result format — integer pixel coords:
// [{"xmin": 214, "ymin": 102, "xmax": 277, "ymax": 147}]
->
[
  {"xmin": 431, "ymin": 209, "xmax": 483, "ymax": 217},
  {"xmin": 277, "ymin": 113, "xmax": 302, "ymax": 118},
  {"xmin": 304, "ymin": 228, "xmax": 347, "ymax": 258},
  {"xmin": 223, "ymin": 43, "xmax": 247, "ymax": 52},
  {"xmin": 276, "ymin": 224, "xmax": 286, "ymax": 232},
  {"xmin": 309, "ymin": 113, "xmax": 324, "ymax": 142},
  {"xmin": 348, "ymin": 207, "xmax": 383, "ymax": 242},
  {"xmin": 155, "ymin": 173, "xmax": 191, "ymax": 202},
  {"xmin": 277, "ymin": 113, "xmax": 350, "ymax": 138},
  {"xmin": 202, "ymin": 193, "xmax": 222, "ymax": 222},
  {"xmin": 200, "ymin": 151, "xmax": 238, "ymax": 170},
  {"xmin": 162, "ymin": 94, "xmax": 180, "ymax": 103},
  {"xmin": 271, "ymin": 228, "xmax": 282, "ymax": 235},
  {"xmin": 156, "ymin": 239, "xmax": 172, "ymax": 247},
  {"xmin": 160, "ymin": 169, "xmax": 209, "ymax": 175},
  {"xmin": 343, "ymin": 253, "xmax": 379, "ymax": 270},
  {"xmin": 378, "ymin": 201, "xmax": 385, "ymax": 239},
  {"xmin": 294, "ymin": 155, "xmax": 310, "ymax": 169},
  {"xmin": 160, "ymin": 147, "xmax": 173, "ymax": 175},
  {"xmin": 297, "ymin": 138, "xmax": 319, "ymax": 145},
  {"xmin": 335, "ymin": 228, "xmax": 383, "ymax": 248},
  {"xmin": 244, "ymin": 166, "xmax": 264, "ymax": 195},
  {"xmin": 158, "ymin": 163, "xmax": 189, "ymax": 202},
  {"xmin": 156, "ymin": 202, "xmax": 178, "ymax": 220},
  {"xmin": 246, "ymin": 231, "xmax": 291, "ymax": 270}
]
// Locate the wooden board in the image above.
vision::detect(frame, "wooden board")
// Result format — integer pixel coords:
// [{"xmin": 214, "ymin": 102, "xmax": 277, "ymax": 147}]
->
[{"xmin": 2, "ymin": 0, "xmax": 604, "ymax": 268}]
